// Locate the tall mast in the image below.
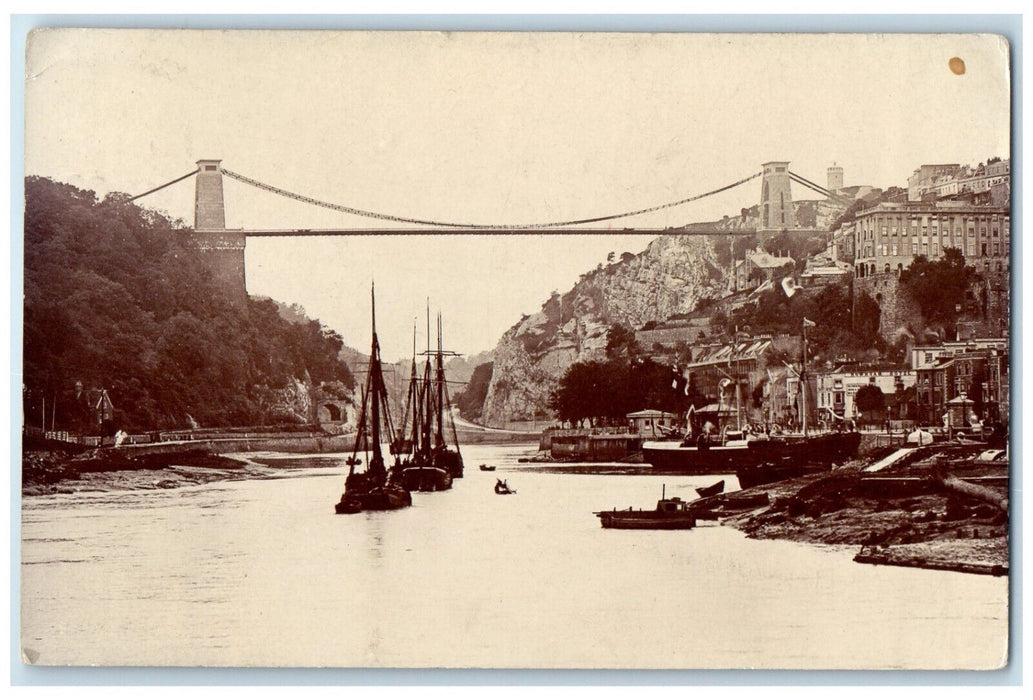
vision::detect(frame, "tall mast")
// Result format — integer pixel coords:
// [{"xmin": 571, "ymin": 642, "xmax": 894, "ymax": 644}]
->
[
  {"xmin": 735, "ymin": 382, "xmax": 742, "ymax": 432},
  {"xmin": 436, "ymin": 312, "xmax": 445, "ymax": 449},
  {"xmin": 767, "ymin": 370, "xmax": 774, "ymax": 430},
  {"xmin": 368, "ymin": 283, "xmax": 384, "ymax": 475},
  {"xmin": 420, "ymin": 300, "xmax": 432, "ymax": 458},
  {"xmin": 349, "ymin": 381, "xmax": 371, "ymax": 474},
  {"xmin": 730, "ymin": 338, "xmax": 742, "ymax": 431},
  {"xmin": 408, "ymin": 321, "xmax": 420, "ymax": 450}
]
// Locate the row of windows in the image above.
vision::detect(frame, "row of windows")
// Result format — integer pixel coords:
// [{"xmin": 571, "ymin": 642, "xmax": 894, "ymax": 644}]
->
[
  {"xmin": 857, "ymin": 243, "xmax": 1007, "ymax": 260},
  {"xmin": 855, "ymin": 259, "xmax": 1008, "ymax": 274},
  {"xmin": 859, "ymin": 225, "xmax": 1007, "ymax": 239},
  {"xmin": 864, "ymin": 242, "xmax": 1004, "ymax": 256},
  {"xmin": 862, "ymin": 213, "xmax": 1006, "ymax": 224}
]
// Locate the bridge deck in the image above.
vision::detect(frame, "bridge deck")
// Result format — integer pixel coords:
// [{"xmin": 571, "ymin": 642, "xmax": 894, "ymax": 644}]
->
[{"xmin": 234, "ymin": 227, "xmax": 765, "ymax": 237}]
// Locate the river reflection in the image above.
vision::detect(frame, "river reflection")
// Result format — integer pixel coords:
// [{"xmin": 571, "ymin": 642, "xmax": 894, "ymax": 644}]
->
[{"xmin": 21, "ymin": 444, "xmax": 1008, "ymax": 669}]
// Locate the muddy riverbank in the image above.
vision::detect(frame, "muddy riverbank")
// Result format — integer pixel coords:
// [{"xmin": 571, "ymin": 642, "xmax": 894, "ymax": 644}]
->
[
  {"xmin": 22, "ymin": 448, "xmax": 250, "ymax": 495},
  {"xmin": 721, "ymin": 443, "xmax": 1009, "ymax": 574}
]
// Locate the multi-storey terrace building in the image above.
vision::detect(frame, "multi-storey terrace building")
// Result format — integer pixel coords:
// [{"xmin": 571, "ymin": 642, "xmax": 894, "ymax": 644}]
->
[
  {"xmin": 853, "ymin": 201, "xmax": 1010, "ymax": 278},
  {"xmin": 908, "ymin": 164, "xmax": 961, "ymax": 201},
  {"xmin": 815, "ymin": 364, "xmax": 915, "ymax": 422},
  {"xmin": 920, "ymin": 159, "xmax": 1010, "ymax": 200},
  {"xmin": 911, "ymin": 338, "xmax": 1009, "ymax": 425},
  {"xmin": 828, "ymin": 220, "xmax": 856, "ymax": 264},
  {"xmin": 910, "ymin": 337, "xmax": 1009, "ymax": 370}
]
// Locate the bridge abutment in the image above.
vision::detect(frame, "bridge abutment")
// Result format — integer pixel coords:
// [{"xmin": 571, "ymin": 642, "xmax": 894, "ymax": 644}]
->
[{"xmin": 188, "ymin": 229, "xmax": 247, "ymax": 304}]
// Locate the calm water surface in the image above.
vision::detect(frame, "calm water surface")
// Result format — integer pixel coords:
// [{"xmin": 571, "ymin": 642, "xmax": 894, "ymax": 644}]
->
[{"xmin": 21, "ymin": 444, "xmax": 1008, "ymax": 668}]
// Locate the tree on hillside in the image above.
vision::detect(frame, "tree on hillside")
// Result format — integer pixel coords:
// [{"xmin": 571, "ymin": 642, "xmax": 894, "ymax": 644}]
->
[
  {"xmin": 762, "ymin": 230, "xmax": 792, "ymax": 257},
  {"xmin": 829, "ymin": 198, "xmax": 868, "ymax": 232},
  {"xmin": 550, "ymin": 352, "xmax": 687, "ymax": 427},
  {"xmin": 732, "ymin": 234, "xmax": 758, "ymax": 261},
  {"xmin": 605, "ymin": 323, "xmax": 640, "ymax": 362},
  {"xmin": 899, "ymin": 248, "xmax": 978, "ymax": 326},
  {"xmin": 549, "ymin": 360, "xmax": 608, "ymax": 427},
  {"xmin": 796, "ymin": 202, "xmax": 817, "ymax": 228},
  {"xmin": 853, "ymin": 291, "xmax": 882, "ymax": 341},
  {"xmin": 724, "ymin": 282, "xmax": 883, "ymax": 364}
]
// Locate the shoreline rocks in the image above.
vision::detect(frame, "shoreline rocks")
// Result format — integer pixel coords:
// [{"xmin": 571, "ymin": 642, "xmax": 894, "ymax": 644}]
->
[{"xmin": 723, "ymin": 456, "xmax": 1010, "ymax": 574}]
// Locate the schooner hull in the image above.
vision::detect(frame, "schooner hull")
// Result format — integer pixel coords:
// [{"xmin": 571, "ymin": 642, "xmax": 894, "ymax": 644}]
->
[
  {"xmin": 642, "ymin": 432, "xmax": 862, "ymax": 474},
  {"xmin": 400, "ymin": 466, "xmax": 453, "ymax": 492}
]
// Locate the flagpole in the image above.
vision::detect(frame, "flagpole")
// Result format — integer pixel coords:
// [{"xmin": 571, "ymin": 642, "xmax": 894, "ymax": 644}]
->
[
  {"xmin": 802, "ymin": 319, "xmax": 808, "ymax": 436},
  {"xmin": 767, "ymin": 369, "xmax": 774, "ymax": 433}
]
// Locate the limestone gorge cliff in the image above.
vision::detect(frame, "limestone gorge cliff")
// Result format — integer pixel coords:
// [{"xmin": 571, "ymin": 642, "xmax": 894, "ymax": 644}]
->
[{"xmin": 480, "ymin": 234, "xmax": 730, "ymax": 426}]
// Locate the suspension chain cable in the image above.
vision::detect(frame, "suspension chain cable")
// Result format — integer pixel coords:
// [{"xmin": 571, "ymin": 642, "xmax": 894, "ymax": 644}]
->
[
  {"xmin": 789, "ymin": 171, "xmax": 852, "ymax": 204},
  {"xmin": 221, "ymin": 168, "xmax": 762, "ymax": 230},
  {"xmin": 128, "ymin": 170, "xmax": 200, "ymax": 202}
]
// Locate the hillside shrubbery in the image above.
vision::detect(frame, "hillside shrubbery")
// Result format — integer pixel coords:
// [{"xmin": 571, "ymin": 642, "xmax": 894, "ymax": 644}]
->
[
  {"xmin": 723, "ymin": 282, "xmax": 883, "ymax": 364},
  {"xmin": 23, "ymin": 176, "xmax": 353, "ymax": 432}
]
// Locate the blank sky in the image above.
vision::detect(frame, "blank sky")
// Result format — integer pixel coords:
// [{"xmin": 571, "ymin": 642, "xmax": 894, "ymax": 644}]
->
[{"xmin": 24, "ymin": 31, "xmax": 1010, "ymax": 360}]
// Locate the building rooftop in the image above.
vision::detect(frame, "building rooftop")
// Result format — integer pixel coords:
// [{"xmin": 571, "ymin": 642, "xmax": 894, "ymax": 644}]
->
[
  {"xmin": 748, "ymin": 251, "xmax": 795, "ymax": 269},
  {"xmin": 689, "ymin": 337, "xmax": 772, "ymax": 367},
  {"xmin": 626, "ymin": 409, "xmax": 679, "ymax": 419},
  {"xmin": 859, "ymin": 200, "xmax": 1009, "ymax": 215},
  {"xmin": 824, "ymin": 365, "xmax": 910, "ymax": 379},
  {"xmin": 912, "ymin": 337, "xmax": 1008, "ymax": 350}
]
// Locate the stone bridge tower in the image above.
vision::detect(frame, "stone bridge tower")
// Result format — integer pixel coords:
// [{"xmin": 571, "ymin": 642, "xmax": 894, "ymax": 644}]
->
[
  {"xmin": 191, "ymin": 159, "xmax": 247, "ymax": 303},
  {"xmin": 759, "ymin": 161, "xmax": 795, "ymax": 231}
]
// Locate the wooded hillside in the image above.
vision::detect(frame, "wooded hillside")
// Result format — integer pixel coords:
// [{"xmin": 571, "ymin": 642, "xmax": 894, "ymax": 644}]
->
[{"xmin": 23, "ymin": 176, "xmax": 354, "ymax": 432}]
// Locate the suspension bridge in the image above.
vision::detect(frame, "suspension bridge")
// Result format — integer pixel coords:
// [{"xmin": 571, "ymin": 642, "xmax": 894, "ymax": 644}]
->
[{"xmin": 130, "ymin": 158, "xmax": 848, "ymax": 299}]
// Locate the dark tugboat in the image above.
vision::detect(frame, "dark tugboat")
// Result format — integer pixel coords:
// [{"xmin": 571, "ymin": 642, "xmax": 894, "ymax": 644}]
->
[
  {"xmin": 395, "ymin": 309, "xmax": 464, "ymax": 491},
  {"xmin": 335, "ymin": 285, "xmax": 412, "ymax": 514},
  {"xmin": 595, "ymin": 485, "xmax": 696, "ymax": 530}
]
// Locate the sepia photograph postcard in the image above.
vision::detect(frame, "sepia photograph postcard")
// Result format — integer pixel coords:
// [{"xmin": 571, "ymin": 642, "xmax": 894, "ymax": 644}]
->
[{"xmin": 17, "ymin": 26, "xmax": 1013, "ymax": 672}]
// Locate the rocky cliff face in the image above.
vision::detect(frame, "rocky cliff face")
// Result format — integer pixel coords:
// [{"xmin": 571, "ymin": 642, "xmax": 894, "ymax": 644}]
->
[
  {"xmin": 477, "ymin": 194, "xmax": 856, "ymax": 427},
  {"xmin": 479, "ymin": 234, "xmax": 731, "ymax": 426}
]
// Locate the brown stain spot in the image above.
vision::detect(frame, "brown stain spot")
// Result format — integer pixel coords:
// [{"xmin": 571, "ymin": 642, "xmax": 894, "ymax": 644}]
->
[{"xmin": 949, "ymin": 57, "xmax": 966, "ymax": 75}]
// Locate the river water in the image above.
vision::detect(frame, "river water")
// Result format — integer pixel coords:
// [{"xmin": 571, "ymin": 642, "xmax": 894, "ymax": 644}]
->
[{"xmin": 21, "ymin": 444, "xmax": 1008, "ymax": 669}]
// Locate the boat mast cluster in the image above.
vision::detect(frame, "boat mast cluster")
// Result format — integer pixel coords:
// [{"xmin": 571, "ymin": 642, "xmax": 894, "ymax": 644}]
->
[
  {"xmin": 394, "ymin": 304, "xmax": 465, "ymax": 490},
  {"xmin": 336, "ymin": 287, "xmax": 464, "ymax": 513}
]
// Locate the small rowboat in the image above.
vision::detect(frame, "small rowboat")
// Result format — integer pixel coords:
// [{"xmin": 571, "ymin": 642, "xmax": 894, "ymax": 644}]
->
[{"xmin": 695, "ymin": 479, "xmax": 725, "ymax": 499}]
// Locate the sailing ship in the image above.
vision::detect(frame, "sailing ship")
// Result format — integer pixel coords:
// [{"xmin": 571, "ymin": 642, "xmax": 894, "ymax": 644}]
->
[
  {"xmin": 334, "ymin": 285, "xmax": 412, "ymax": 514},
  {"xmin": 394, "ymin": 309, "xmax": 464, "ymax": 491},
  {"xmin": 641, "ymin": 321, "xmax": 860, "ymax": 475}
]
